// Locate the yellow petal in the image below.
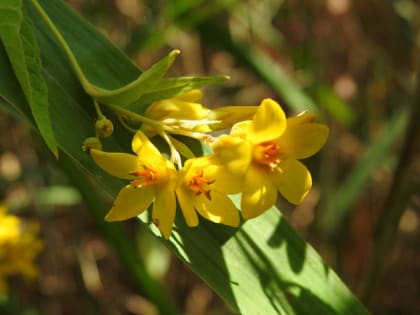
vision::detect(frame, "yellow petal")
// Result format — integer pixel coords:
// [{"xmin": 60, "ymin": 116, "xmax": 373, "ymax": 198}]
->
[
  {"xmin": 249, "ymin": 99, "xmax": 286, "ymax": 144},
  {"xmin": 286, "ymin": 112, "xmax": 316, "ymax": 126},
  {"xmin": 276, "ymin": 159, "xmax": 312, "ymax": 205},
  {"xmin": 231, "ymin": 120, "xmax": 252, "ymax": 138},
  {"xmin": 172, "ymin": 100, "xmax": 209, "ymax": 121},
  {"xmin": 132, "ymin": 131, "xmax": 169, "ymax": 174},
  {"xmin": 90, "ymin": 149, "xmax": 139, "ymax": 180},
  {"xmin": 183, "ymin": 156, "xmax": 243, "ymax": 194},
  {"xmin": 105, "ymin": 185, "xmax": 154, "ymax": 221},
  {"xmin": 173, "ymin": 89, "xmax": 203, "ymax": 102},
  {"xmin": 145, "ymin": 98, "xmax": 209, "ymax": 121},
  {"xmin": 152, "ymin": 184, "xmax": 176, "ymax": 239},
  {"xmin": 194, "ymin": 192, "xmax": 240, "ymax": 227},
  {"xmin": 277, "ymin": 123, "xmax": 329, "ymax": 159},
  {"xmin": 208, "ymin": 106, "xmax": 258, "ymax": 130},
  {"xmin": 132, "ymin": 130, "xmax": 160, "ymax": 156},
  {"xmin": 176, "ymin": 186, "xmax": 199, "ymax": 227},
  {"xmin": 241, "ymin": 164, "xmax": 278, "ymax": 219},
  {"xmin": 212, "ymin": 135, "xmax": 252, "ymax": 176}
]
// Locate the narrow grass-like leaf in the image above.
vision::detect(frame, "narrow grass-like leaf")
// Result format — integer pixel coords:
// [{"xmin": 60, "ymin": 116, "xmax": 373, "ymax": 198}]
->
[
  {"xmin": 0, "ymin": 1, "xmax": 371, "ymax": 314},
  {"xmin": 315, "ymin": 85, "xmax": 354, "ymax": 126},
  {"xmin": 0, "ymin": 0, "xmax": 57, "ymax": 157},
  {"xmin": 196, "ymin": 21, "xmax": 321, "ymax": 115},
  {"xmin": 318, "ymin": 108, "xmax": 409, "ymax": 236}
]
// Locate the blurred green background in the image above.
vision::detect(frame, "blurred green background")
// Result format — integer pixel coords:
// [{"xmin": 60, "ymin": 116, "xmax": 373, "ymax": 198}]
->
[{"xmin": 1, "ymin": 0, "xmax": 419, "ymax": 314}]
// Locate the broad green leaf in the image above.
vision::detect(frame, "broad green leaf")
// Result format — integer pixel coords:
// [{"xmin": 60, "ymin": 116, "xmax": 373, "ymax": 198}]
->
[
  {"xmin": 0, "ymin": 0, "xmax": 57, "ymax": 157},
  {"xmin": 0, "ymin": 1, "xmax": 370, "ymax": 314}
]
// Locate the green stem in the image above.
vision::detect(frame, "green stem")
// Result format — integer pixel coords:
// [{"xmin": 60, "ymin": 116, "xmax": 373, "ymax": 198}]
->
[
  {"xmin": 29, "ymin": 0, "xmax": 92, "ymax": 91},
  {"xmin": 117, "ymin": 114, "xmax": 138, "ymax": 133},
  {"xmin": 93, "ymin": 99, "xmax": 105, "ymax": 119},
  {"xmin": 103, "ymin": 102, "xmax": 164, "ymax": 127}
]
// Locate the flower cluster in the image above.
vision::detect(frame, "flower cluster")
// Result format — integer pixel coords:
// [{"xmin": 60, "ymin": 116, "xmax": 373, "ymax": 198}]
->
[
  {"xmin": 0, "ymin": 205, "xmax": 43, "ymax": 295},
  {"xmin": 85, "ymin": 90, "xmax": 329, "ymax": 238}
]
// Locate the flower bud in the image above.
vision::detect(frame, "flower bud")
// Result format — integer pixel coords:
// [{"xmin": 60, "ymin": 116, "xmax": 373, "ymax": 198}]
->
[
  {"xmin": 95, "ymin": 117, "xmax": 114, "ymax": 138},
  {"xmin": 82, "ymin": 137, "xmax": 102, "ymax": 153}
]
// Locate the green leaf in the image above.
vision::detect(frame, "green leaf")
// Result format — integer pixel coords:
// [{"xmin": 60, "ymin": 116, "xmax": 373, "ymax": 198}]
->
[
  {"xmin": 318, "ymin": 107, "xmax": 409, "ymax": 236},
  {"xmin": 0, "ymin": 1, "xmax": 370, "ymax": 314},
  {"xmin": 133, "ymin": 75, "xmax": 229, "ymax": 106},
  {"xmin": 92, "ymin": 49, "xmax": 180, "ymax": 105},
  {"xmin": 196, "ymin": 21, "xmax": 320, "ymax": 115},
  {"xmin": 315, "ymin": 85, "xmax": 354, "ymax": 126},
  {"xmin": 0, "ymin": 0, "xmax": 58, "ymax": 157}
]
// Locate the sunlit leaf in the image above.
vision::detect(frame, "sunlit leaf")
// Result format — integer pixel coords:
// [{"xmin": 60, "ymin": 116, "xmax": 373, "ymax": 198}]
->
[
  {"xmin": 318, "ymin": 108, "xmax": 409, "ymax": 236},
  {"xmin": 0, "ymin": 0, "xmax": 57, "ymax": 157}
]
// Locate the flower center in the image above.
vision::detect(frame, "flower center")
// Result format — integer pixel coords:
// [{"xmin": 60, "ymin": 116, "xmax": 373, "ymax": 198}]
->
[
  {"xmin": 188, "ymin": 171, "xmax": 215, "ymax": 200},
  {"xmin": 129, "ymin": 166, "xmax": 159, "ymax": 186},
  {"xmin": 253, "ymin": 141, "xmax": 282, "ymax": 171}
]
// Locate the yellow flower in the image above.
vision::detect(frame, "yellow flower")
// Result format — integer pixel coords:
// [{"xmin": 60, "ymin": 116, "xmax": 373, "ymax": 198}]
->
[
  {"xmin": 214, "ymin": 99, "xmax": 329, "ymax": 219},
  {"xmin": 141, "ymin": 89, "xmax": 212, "ymax": 136},
  {"xmin": 90, "ymin": 131, "xmax": 177, "ymax": 238},
  {"xmin": 0, "ymin": 206, "xmax": 43, "ymax": 295},
  {"xmin": 207, "ymin": 105, "xmax": 258, "ymax": 130},
  {"xmin": 142, "ymin": 89, "xmax": 259, "ymax": 136},
  {"xmin": 176, "ymin": 152, "xmax": 244, "ymax": 228}
]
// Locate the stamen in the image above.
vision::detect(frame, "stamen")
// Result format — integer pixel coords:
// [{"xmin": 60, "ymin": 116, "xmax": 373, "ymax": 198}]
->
[
  {"xmin": 129, "ymin": 166, "xmax": 158, "ymax": 186},
  {"xmin": 254, "ymin": 141, "xmax": 282, "ymax": 171},
  {"xmin": 162, "ymin": 125, "xmax": 213, "ymax": 142},
  {"xmin": 188, "ymin": 171, "xmax": 215, "ymax": 200},
  {"xmin": 162, "ymin": 118, "xmax": 221, "ymax": 130},
  {"xmin": 159, "ymin": 132, "xmax": 182, "ymax": 169}
]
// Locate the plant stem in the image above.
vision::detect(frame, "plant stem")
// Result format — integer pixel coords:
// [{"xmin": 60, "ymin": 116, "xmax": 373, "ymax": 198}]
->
[
  {"xmin": 103, "ymin": 102, "xmax": 163, "ymax": 127},
  {"xmin": 357, "ymin": 72, "xmax": 420, "ymax": 303},
  {"xmin": 93, "ymin": 99, "xmax": 104, "ymax": 119},
  {"xmin": 29, "ymin": 0, "xmax": 91, "ymax": 91}
]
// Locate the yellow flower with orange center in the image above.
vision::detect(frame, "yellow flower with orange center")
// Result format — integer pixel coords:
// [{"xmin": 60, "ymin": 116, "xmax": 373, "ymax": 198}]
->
[
  {"xmin": 90, "ymin": 131, "xmax": 177, "ymax": 238},
  {"xmin": 176, "ymin": 153, "xmax": 244, "ymax": 228},
  {"xmin": 213, "ymin": 98, "xmax": 329, "ymax": 219}
]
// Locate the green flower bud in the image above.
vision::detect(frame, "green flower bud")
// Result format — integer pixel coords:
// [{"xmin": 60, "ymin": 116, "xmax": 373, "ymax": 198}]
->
[
  {"xmin": 82, "ymin": 137, "xmax": 102, "ymax": 153},
  {"xmin": 95, "ymin": 117, "xmax": 114, "ymax": 138}
]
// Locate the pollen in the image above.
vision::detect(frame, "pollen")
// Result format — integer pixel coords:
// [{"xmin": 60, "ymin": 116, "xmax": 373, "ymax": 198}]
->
[
  {"xmin": 254, "ymin": 141, "xmax": 282, "ymax": 171},
  {"xmin": 188, "ymin": 171, "xmax": 215, "ymax": 200},
  {"xmin": 129, "ymin": 166, "xmax": 158, "ymax": 186}
]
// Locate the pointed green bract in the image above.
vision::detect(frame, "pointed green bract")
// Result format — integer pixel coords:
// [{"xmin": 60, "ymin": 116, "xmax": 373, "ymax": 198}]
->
[
  {"xmin": 92, "ymin": 50, "xmax": 180, "ymax": 105},
  {"xmin": 133, "ymin": 75, "xmax": 229, "ymax": 105},
  {"xmin": 0, "ymin": 0, "xmax": 58, "ymax": 157}
]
